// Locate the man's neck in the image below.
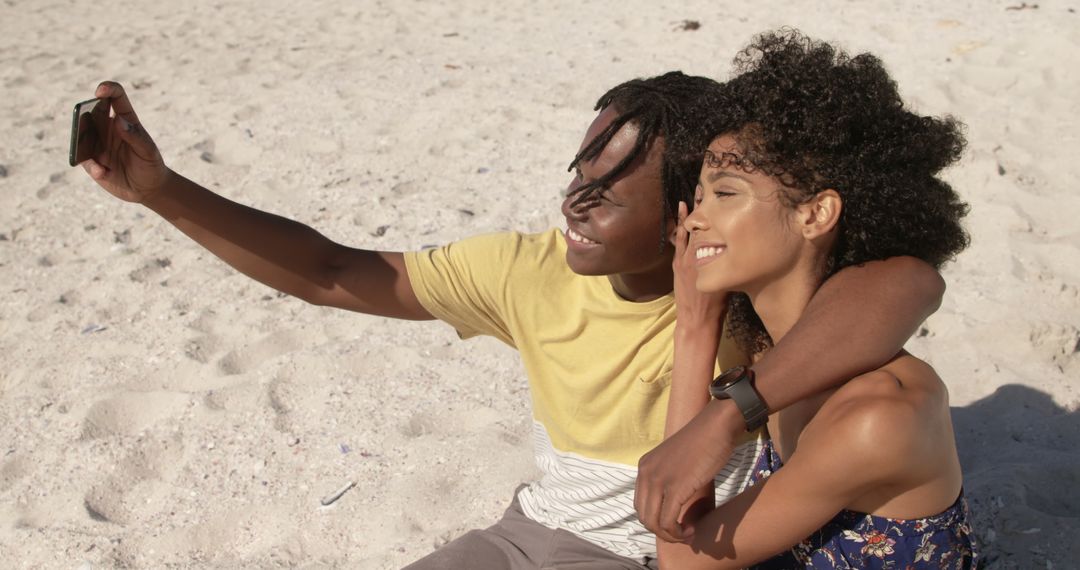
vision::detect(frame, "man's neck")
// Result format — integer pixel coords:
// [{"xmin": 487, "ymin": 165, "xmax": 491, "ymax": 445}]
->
[{"xmin": 607, "ymin": 266, "xmax": 675, "ymax": 302}]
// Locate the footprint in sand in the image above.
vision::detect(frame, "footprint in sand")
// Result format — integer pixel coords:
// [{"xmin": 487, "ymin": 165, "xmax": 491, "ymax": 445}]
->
[
  {"xmin": 232, "ymin": 104, "xmax": 262, "ymax": 122},
  {"xmin": 267, "ymin": 373, "xmax": 308, "ymax": 433},
  {"xmin": 35, "ymin": 171, "xmax": 67, "ymax": 200},
  {"xmin": 83, "ymin": 435, "xmax": 187, "ymax": 525},
  {"xmin": 184, "ymin": 334, "xmax": 223, "ymax": 364},
  {"xmin": 216, "ymin": 329, "xmax": 303, "ymax": 376},
  {"xmin": 1028, "ymin": 322, "xmax": 1080, "ymax": 372},
  {"xmin": 1, "ymin": 453, "xmax": 31, "ymax": 491},
  {"xmin": 128, "ymin": 256, "xmax": 173, "ymax": 283},
  {"xmin": 1024, "ymin": 463, "xmax": 1080, "ymax": 518},
  {"xmin": 399, "ymin": 412, "xmax": 441, "ymax": 438},
  {"xmin": 204, "ymin": 381, "xmax": 264, "ymax": 412},
  {"xmin": 81, "ymin": 391, "xmax": 190, "ymax": 439}
]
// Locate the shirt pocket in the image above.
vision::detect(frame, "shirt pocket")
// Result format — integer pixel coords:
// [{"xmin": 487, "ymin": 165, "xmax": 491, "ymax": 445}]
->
[{"xmin": 630, "ymin": 370, "xmax": 673, "ymax": 445}]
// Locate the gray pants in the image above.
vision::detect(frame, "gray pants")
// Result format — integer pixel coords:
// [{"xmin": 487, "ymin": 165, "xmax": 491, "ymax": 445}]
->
[{"xmin": 402, "ymin": 492, "xmax": 659, "ymax": 570}]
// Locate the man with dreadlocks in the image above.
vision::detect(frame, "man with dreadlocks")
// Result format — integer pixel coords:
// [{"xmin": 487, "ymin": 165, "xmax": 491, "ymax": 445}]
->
[{"xmin": 80, "ymin": 74, "xmax": 943, "ymax": 568}]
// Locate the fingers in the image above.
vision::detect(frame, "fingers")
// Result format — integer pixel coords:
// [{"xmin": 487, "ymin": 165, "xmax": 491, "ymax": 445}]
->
[
  {"xmin": 650, "ymin": 497, "xmax": 686, "ymax": 543},
  {"xmin": 113, "ymin": 115, "xmax": 156, "ymax": 157},
  {"xmin": 673, "ymin": 202, "xmax": 687, "ymax": 257},
  {"xmin": 633, "ymin": 471, "xmax": 647, "ymax": 524},
  {"xmin": 636, "ymin": 460, "xmax": 688, "ymax": 543},
  {"xmin": 95, "ymin": 80, "xmax": 141, "ymax": 125},
  {"xmin": 677, "ymin": 496, "xmax": 713, "ymax": 542},
  {"xmin": 658, "ymin": 488, "xmax": 690, "ymax": 542},
  {"xmin": 82, "ymin": 158, "xmax": 109, "ymax": 181},
  {"xmin": 635, "ymin": 460, "xmax": 659, "ymax": 536}
]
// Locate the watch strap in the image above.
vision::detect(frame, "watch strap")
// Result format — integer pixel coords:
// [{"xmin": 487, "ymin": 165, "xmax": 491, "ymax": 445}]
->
[{"xmin": 724, "ymin": 372, "xmax": 769, "ymax": 432}]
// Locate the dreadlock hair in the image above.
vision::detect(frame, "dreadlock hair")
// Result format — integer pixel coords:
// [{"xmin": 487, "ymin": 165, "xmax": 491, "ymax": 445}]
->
[
  {"xmin": 567, "ymin": 71, "xmax": 723, "ymax": 251},
  {"xmin": 692, "ymin": 29, "xmax": 970, "ymax": 355}
]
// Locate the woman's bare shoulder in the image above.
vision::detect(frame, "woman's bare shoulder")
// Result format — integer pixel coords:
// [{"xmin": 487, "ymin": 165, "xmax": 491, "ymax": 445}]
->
[
  {"xmin": 797, "ymin": 354, "xmax": 950, "ymax": 482},
  {"xmin": 830, "ymin": 353, "xmax": 947, "ymax": 412}
]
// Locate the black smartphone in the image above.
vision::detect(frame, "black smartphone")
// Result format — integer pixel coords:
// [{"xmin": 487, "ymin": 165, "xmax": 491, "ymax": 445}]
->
[{"xmin": 69, "ymin": 97, "xmax": 110, "ymax": 167}]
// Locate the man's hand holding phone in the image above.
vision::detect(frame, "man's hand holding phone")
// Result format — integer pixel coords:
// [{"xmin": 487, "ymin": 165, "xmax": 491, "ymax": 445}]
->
[{"xmin": 74, "ymin": 81, "xmax": 170, "ymax": 205}]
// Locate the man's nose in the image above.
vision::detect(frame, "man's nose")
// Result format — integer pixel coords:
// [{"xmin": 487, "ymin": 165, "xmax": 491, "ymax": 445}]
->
[{"xmin": 561, "ymin": 191, "xmax": 595, "ymax": 221}]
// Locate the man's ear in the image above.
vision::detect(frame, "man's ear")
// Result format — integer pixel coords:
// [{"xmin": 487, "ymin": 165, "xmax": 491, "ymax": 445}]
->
[{"xmin": 795, "ymin": 189, "xmax": 842, "ymax": 240}]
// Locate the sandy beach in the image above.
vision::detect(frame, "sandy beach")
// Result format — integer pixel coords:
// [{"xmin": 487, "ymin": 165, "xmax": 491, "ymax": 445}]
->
[{"xmin": 1, "ymin": 0, "xmax": 1078, "ymax": 567}]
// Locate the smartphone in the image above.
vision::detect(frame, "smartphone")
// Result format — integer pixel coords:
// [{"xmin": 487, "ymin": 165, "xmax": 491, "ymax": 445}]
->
[{"xmin": 69, "ymin": 97, "xmax": 110, "ymax": 167}]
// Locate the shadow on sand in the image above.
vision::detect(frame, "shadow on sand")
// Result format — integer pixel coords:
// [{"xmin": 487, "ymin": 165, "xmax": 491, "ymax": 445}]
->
[{"xmin": 951, "ymin": 384, "xmax": 1079, "ymax": 568}]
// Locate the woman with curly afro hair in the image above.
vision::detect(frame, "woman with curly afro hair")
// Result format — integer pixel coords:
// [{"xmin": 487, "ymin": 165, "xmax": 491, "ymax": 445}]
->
[{"xmin": 651, "ymin": 30, "xmax": 980, "ymax": 568}]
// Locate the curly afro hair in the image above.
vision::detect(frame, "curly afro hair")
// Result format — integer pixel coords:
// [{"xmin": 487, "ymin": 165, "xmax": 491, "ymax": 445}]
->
[{"xmin": 691, "ymin": 29, "xmax": 972, "ymax": 355}]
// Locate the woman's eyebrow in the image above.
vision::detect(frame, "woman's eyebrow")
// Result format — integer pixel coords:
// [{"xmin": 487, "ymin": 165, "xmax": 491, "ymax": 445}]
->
[{"xmin": 705, "ymin": 170, "xmax": 751, "ymax": 184}]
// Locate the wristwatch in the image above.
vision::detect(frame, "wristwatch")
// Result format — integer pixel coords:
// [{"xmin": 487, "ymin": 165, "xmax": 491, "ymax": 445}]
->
[{"xmin": 709, "ymin": 365, "xmax": 769, "ymax": 432}]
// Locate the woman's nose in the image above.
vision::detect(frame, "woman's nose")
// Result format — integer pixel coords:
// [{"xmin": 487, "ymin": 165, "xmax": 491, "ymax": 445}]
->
[{"xmin": 684, "ymin": 206, "xmax": 707, "ymax": 232}]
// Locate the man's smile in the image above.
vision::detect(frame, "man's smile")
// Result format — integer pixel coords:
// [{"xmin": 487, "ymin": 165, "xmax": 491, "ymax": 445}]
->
[{"xmin": 566, "ymin": 227, "xmax": 600, "ymax": 245}]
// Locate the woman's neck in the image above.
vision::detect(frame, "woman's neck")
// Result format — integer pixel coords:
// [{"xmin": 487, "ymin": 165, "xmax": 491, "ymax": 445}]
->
[
  {"xmin": 749, "ymin": 259, "xmax": 830, "ymax": 461},
  {"xmin": 747, "ymin": 260, "xmax": 823, "ymax": 346}
]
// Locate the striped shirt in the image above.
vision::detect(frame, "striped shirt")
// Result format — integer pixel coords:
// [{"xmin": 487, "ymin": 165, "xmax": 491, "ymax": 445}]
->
[{"xmin": 518, "ymin": 421, "xmax": 762, "ymax": 558}]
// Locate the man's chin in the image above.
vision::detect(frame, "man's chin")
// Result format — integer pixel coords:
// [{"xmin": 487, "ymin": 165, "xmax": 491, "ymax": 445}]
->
[{"xmin": 564, "ymin": 251, "xmax": 609, "ymax": 277}]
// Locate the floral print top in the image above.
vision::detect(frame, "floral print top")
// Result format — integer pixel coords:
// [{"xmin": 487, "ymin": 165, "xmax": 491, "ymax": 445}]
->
[{"xmin": 749, "ymin": 440, "xmax": 979, "ymax": 569}]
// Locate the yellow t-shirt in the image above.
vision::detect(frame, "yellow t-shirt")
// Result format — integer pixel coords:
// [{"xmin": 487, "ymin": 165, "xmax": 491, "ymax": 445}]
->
[{"xmin": 404, "ymin": 229, "xmax": 758, "ymax": 560}]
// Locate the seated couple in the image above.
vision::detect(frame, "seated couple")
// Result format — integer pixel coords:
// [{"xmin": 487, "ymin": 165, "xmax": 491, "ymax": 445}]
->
[
  {"xmin": 408, "ymin": 29, "xmax": 979, "ymax": 569},
  {"xmin": 81, "ymin": 26, "xmax": 977, "ymax": 570}
]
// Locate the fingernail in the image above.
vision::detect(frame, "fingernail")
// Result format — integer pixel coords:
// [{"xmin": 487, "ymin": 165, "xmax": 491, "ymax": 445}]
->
[{"xmin": 118, "ymin": 117, "xmax": 134, "ymax": 132}]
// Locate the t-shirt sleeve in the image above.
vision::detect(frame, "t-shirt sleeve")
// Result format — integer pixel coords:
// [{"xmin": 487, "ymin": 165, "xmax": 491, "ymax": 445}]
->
[{"xmin": 403, "ymin": 232, "xmax": 519, "ymax": 346}]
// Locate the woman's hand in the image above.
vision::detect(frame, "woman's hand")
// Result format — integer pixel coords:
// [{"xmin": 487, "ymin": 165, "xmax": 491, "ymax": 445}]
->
[
  {"xmin": 81, "ymin": 81, "xmax": 171, "ymax": 204},
  {"xmin": 672, "ymin": 201, "xmax": 728, "ymax": 329},
  {"xmin": 636, "ymin": 201, "xmax": 737, "ymax": 544}
]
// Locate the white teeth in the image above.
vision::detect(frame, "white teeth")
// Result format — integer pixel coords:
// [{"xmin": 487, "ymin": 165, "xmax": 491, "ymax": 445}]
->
[
  {"xmin": 696, "ymin": 246, "xmax": 724, "ymax": 259},
  {"xmin": 567, "ymin": 228, "xmax": 598, "ymax": 245}
]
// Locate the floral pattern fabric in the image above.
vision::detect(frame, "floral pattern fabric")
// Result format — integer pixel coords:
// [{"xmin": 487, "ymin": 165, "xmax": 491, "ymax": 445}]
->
[{"xmin": 749, "ymin": 440, "xmax": 979, "ymax": 569}]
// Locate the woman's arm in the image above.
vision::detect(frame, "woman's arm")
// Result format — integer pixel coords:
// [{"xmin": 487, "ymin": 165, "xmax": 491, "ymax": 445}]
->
[
  {"xmin": 662, "ymin": 203, "xmax": 728, "ymax": 431},
  {"xmin": 637, "ymin": 256, "xmax": 944, "ymax": 542},
  {"xmin": 660, "ymin": 373, "xmax": 927, "ymax": 569},
  {"xmin": 646, "ymin": 203, "xmax": 730, "ymax": 558}
]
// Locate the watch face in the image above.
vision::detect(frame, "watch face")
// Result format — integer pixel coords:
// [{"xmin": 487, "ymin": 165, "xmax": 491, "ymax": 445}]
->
[
  {"xmin": 710, "ymin": 365, "xmax": 749, "ymax": 399},
  {"xmin": 714, "ymin": 365, "xmax": 749, "ymax": 389}
]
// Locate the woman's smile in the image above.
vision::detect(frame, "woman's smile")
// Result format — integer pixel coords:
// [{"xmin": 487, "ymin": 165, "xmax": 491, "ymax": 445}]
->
[{"xmin": 694, "ymin": 243, "xmax": 726, "ymax": 265}]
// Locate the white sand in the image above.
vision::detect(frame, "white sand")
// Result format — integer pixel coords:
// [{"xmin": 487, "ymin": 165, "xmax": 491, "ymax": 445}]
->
[{"xmin": 1, "ymin": 0, "xmax": 1078, "ymax": 567}]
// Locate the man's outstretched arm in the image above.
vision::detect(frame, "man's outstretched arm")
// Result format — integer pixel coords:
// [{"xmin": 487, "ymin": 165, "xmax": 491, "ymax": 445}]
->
[{"xmin": 82, "ymin": 81, "xmax": 432, "ymax": 321}]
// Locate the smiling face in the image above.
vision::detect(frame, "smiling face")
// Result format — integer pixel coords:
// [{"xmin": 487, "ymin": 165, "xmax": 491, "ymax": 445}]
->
[
  {"xmin": 685, "ymin": 134, "xmax": 807, "ymax": 297},
  {"xmin": 560, "ymin": 105, "xmax": 675, "ymax": 299}
]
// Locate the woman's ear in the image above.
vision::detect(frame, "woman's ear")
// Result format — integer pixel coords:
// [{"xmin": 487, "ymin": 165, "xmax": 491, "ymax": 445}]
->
[{"xmin": 795, "ymin": 189, "xmax": 842, "ymax": 240}]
